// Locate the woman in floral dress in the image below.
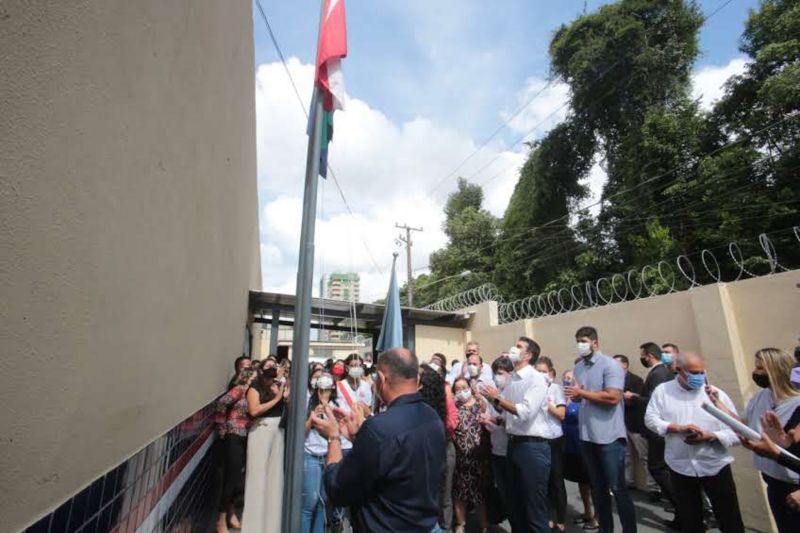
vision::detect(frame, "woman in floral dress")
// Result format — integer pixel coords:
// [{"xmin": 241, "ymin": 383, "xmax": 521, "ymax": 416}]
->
[{"xmin": 452, "ymin": 377, "xmax": 490, "ymax": 533}]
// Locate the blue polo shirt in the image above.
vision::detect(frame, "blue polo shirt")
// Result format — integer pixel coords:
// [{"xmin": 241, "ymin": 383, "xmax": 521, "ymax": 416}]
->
[
  {"xmin": 573, "ymin": 351, "xmax": 627, "ymax": 445},
  {"xmin": 323, "ymin": 393, "xmax": 446, "ymax": 532}
]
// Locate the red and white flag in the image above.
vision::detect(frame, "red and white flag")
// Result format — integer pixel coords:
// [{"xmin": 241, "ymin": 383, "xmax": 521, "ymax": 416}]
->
[{"xmin": 316, "ymin": 0, "xmax": 347, "ymax": 111}]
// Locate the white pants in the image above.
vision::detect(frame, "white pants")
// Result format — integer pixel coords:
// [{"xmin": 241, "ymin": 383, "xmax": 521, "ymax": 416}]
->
[
  {"xmin": 242, "ymin": 417, "xmax": 284, "ymax": 533},
  {"xmin": 625, "ymin": 430, "xmax": 657, "ymax": 490}
]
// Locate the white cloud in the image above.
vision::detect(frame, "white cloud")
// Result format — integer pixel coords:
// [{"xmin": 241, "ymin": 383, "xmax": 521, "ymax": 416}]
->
[
  {"xmin": 692, "ymin": 58, "xmax": 748, "ymax": 110},
  {"xmin": 503, "ymin": 77, "xmax": 571, "ymax": 136},
  {"xmin": 257, "ymin": 55, "xmax": 745, "ymax": 301},
  {"xmin": 256, "ymin": 58, "xmax": 535, "ymax": 302}
]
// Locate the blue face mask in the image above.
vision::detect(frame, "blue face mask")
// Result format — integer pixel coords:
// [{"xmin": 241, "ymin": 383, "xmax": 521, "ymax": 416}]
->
[
  {"xmin": 686, "ymin": 372, "xmax": 706, "ymax": 390},
  {"xmin": 661, "ymin": 352, "xmax": 673, "ymax": 365}
]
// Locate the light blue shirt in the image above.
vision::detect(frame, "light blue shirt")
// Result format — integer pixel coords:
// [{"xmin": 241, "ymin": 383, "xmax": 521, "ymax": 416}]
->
[{"xmin": 573, "ymin": 351, "xmax": 627, "ymax": 445}]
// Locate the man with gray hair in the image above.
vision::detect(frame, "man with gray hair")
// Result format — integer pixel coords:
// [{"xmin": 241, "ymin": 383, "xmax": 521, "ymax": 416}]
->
[
  {"xmin": 312, "ymin": 348, "xmax": 445, "ymax": 532},
  {"xmin": 645, "ymin": 352, "xmax": 744, "ymax": 533}
]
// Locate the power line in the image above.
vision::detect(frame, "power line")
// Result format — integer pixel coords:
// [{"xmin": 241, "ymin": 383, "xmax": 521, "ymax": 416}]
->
[
  {"xmin": 254, "ymin": 0, "xmax": 384, "ymax": 276},
  {"xmin": 427, "ymin": 79, "xmax": 557, "ymax": 194},
  {"xmin": 432, "ymin": 0, "xmax": 741, "ymax": 192}
]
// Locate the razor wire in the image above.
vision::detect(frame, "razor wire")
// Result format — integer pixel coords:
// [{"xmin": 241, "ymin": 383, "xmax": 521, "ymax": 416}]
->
[{"xmin": 424, "ymin": 226, "xmax": 800, "ymax": 322}]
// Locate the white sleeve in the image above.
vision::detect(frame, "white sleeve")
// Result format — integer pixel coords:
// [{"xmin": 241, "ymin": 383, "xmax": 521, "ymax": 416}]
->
[
  {"xmin": 515, "ymin": 375, "xmax": 548, "ymax": 421},
  {"xmin": 445, "ymin": 362, "xmax": 460, "ymax": 385},
  {"xmin": 552, "ymin": 384, "xmax": 566, "ymax": 406},
  {"xmin": 645, "ymin": 386, "xmax": 669, "ymax": 437},
  {"xmin": 712, "ymin": 390, "xmax": 741, "ymax": 448}
]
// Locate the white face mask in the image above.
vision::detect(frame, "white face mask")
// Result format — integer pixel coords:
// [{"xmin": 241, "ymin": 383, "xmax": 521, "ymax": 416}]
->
[
  {"xmin": 467, "ymin": 364, "xmax": 480, "ymax": 377},
  {"xmin": 429, "ymin": 362, "xmax": 441, "ymax": 373},
  {"xmin": 316, "ymin": 376, "xmax": 334, "ymax": 390},
  {"xmin": 310, "ymin": 377, "xmax": 318, "ymax": 388},
  {"xmin": 538, "ymin": 370, "xmax": 552, "ymax": 384},
  {"xmin": 577, "ymin": 342, "xmax": 592, "ymax": 358},
  {"xmin": 456, "ymin": 389, "xmax": 472, "ymax": 403},
  {"xmin": 348, "ymin": 367, "xmax": 364, "ymax": 379},
  {"xmin": 508, "ymin": 346, "xmax": 521, "ymax": 363},
  {"xmin": 494, "ymin": 374, "xmax": 509, "ymax": 389}
]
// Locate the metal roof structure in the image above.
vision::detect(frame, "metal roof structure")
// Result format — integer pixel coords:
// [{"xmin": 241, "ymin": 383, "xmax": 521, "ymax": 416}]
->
[{"xmin": 249, "ymin": 290, "xmax": 470, "ymax": 334}]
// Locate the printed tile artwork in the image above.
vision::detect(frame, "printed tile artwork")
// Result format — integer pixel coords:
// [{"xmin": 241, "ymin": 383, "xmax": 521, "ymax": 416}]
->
[{"xmin": 25, "ymin": 403, "xmax": 217, "ymax": 533}]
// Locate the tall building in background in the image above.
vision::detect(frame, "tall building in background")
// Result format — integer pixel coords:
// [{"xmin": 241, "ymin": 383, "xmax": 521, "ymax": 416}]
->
[
  {"xmin": 327, "ymin": 272, "xmax": 360, "ymax": 302},
  {"xmin": 325, "ymin": 273, "xmax": 360, "ymax": 341}
]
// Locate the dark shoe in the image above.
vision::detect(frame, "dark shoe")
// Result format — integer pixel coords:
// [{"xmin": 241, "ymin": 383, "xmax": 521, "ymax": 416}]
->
[
  {"xmin": 582, "ymin": 521, "xmax": 600, "ymax": 531},
  {"xmin": 663, "ymin": 504, "xmax": 676, "ymax": 513},
  {"xmin": 664, "ymin": 518, "xmax": 681, "ymax": 530},
  {"xmin": 648, "ymin": 490, "xmax": 662, "ymax": 503},
  {"xmin": 573, "ymin": 515, "xmax": 592, "ymax": 525}
]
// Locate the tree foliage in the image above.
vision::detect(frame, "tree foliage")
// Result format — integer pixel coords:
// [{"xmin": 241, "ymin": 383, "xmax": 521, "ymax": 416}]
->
[
  {"xmin": 420, "ymin": 0, "xmax": 799, "ymax": 308},
  {"xmin": 401, "ymin": 178, "xmax": 499, "ymax": 307}
]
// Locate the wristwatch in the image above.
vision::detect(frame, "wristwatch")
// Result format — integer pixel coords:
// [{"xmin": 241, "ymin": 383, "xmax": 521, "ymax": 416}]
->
[
  {"xmin": 328, "ymin": 434, "xmax": 340, "ymax": 443},
  {"xmin": 492, "ymin": 397, "xmax": 501, "ymax": 408}
]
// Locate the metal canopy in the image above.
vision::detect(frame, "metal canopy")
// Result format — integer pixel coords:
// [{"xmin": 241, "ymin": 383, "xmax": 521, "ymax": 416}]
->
[{"xmin": 249, "ymin": 290, "xmax": 470, "ymax": 332}]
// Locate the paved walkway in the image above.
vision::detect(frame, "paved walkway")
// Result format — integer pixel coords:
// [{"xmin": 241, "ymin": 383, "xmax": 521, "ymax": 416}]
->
[
  {"xmin": 211, "ymin": 480, "xmax": 766, "ymax": 532},
  {"xmin": 474, "ymin": 481, "xmax": 766, "ymax": 533}
]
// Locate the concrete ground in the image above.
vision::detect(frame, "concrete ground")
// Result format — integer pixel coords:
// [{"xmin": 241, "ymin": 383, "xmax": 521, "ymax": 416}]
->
[
  {"xmin": 211, "ymin": 480, "xmax": 767, "ymax": 532},
  {"xmin": 469, "ymin": 481, "xmax": 766, "ymax": 533}
]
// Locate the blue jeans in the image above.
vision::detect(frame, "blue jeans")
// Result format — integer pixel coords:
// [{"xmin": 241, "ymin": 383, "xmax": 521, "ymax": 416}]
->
[
  {"xmin": 580, "ymin": 439, "xmax": 637, "ymax": 533},
  {"xmin": 302, "ymin": 453, "xmax": 326, "ymax": 533},
  {"xmin": 508, "ymin": 439, "xmax": 551, "ymax": 532}
]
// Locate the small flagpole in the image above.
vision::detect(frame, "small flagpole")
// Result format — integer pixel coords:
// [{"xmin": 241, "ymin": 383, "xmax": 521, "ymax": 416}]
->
[{"xmin": 282, "ymin": 2, "xmax": 327, "ymax": 531}]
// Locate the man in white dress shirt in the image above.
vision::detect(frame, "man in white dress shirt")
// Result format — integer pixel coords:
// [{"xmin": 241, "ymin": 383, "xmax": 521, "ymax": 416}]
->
[
  {"xmin": 481, "ymin": 336, "xmax": 550, "ymax": 532},
  {"xmin": 645, "ymin": 352, "xmax": 745, "ymax": 533},
  {"xmin": 447, "ymin": 341, "xmax": 493, "ymax": 385}
]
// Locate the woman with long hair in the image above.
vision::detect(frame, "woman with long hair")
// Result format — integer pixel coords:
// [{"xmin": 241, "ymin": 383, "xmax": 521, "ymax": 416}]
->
[
  {"xmin": 562, "ymin": 369, "xmax": 599, "ymax": 530},
  {"xmin": 452, "ymin": 376, "xmax": 490, "ymax": 533},
  {"xmin": 302, "ymin": 372, "xmax": 343, "ymax": 533},
  {"xmin": 535, "ymin": 356, "xmax": 567, "ymax": 532},
  {"xmin": 420, "ymin": 361, "xmax": 457, "ymax": 531},
  {"xmin": 241, "ymin": 367, "xmax": 287, "ymax": 533},
  {"xmin": 480, "ymin": 356, "xmax": 514, "ymax": 524},
  {"xmin": 215, "ymin": 368, "xmax": 256, "ymax": 533},
  {"xmin": 713, "ymin": 348, "xmax": 800, "ymax": 531}
]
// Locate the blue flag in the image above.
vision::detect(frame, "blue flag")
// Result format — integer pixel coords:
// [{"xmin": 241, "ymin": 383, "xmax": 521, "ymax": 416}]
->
[{"xmin": 376, "ymin": 256, "xmax": 403, "ymax": 352}]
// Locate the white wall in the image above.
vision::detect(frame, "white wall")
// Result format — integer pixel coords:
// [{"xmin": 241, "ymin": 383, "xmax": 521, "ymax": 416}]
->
[{"xmin": 0, "ymin": 1, "xmax": 260, "ymax": 530}]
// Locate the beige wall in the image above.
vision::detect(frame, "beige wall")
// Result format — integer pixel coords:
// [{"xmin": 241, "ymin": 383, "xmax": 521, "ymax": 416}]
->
[
  {"xmin": 449, "ymin": 271, "xmax": 800, "ymax": 532},
  {"xmin": 0, "ymin": 1, "xmax": 260, "ymax": 530},
  {"xmin": 415, "ymin": 325, "xmax": 467, "ymax": 363}
]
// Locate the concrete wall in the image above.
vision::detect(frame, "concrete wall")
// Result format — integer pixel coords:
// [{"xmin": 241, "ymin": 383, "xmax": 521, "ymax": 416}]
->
[
  {"xmin": 0, "ymin": 1, "xmax": 260, "ymax": 530},
  {"xmin": 415, "ymin": 325, "xmax": 467, "ymax": 363},
  {"xmin": 436, "ymin": 271, "xmax": 800, "ymax": 532}
]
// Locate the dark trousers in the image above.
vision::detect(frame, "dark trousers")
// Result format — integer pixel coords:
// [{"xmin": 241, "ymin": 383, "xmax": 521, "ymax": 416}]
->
[
  {"xmin": 548, "ymin": 437, "xmax": 567, "ymax": 524},
  {"xmin": 580, "ymin": 439, "xmax": 637, "ymax": 533},
  {"xmin": 219, "ymin": 434, "xmax": 246, "ymax": 512},
  {"xmin": 670, "ymin": 465, "xmax": 744, "ymax": 533},
  {"xmin": 439, "ymin": 440, "xmax": 456, "ymax": 530},
  {"xmin": 763, "ymin": 474, "xmax": 800, "ymax": 533},
  {"xmin": 648, "ymin": 436, "xmax": 678, "ymax": 506},
  {"xmin": 492, "ymin": 453, "xmax": 513, "ymax": 521},
  {"xmin": 508, "ymin": 439, "xmax": 551, "ymax": 532}
]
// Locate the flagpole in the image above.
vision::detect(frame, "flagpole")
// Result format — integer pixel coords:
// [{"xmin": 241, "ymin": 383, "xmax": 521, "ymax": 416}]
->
[{"xmin": 282, "ymin": 5, "xmax": 327, "ymax": 531}]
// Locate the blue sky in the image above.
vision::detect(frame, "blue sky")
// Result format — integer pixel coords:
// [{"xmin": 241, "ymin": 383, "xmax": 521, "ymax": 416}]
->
[
  {"xmin": 252, "ymin": 0, "xmax": 760, "ymax": 299},
  {"xmin": 254, "ymin": 0, "xmax": 758, "ymax": 143}
]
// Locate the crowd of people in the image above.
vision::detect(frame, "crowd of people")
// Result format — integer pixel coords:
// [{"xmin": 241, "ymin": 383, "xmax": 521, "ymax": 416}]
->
[{"xmin": 212, "ymin": 330, "xmax": 800, "ymax": 533}]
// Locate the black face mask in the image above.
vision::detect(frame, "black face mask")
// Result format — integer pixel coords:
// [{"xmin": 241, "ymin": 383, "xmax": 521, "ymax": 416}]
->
[
  {"xmin": 640, "ymin": 357, "xmax": 652, "ymax": 369},
  {"xmin": 752, "ymin": 371, "xmax": 770, "ymax": 389},
  {"xmin": 794, "ymin": 345, "xmax": 800, "ymax": 365}
]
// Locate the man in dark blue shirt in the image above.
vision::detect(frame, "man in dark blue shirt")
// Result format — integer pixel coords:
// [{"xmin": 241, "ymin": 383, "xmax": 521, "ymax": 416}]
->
[{"xmin": 311, "ymin": 347, "xmax": 445, "ymax": 532}]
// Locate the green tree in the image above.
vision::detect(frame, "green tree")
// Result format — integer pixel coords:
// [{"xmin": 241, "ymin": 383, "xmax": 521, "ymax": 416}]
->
[
  {"xmin": 550, "ymin": 0, "xmax": 704, "ymax": 265},
  {"xmin": 409, "ymin": 178, "xmax": 499, "ymax": 307},
  {"xmin": 494, "ymin": 120, "xmax": 595, "ymax": 298}
]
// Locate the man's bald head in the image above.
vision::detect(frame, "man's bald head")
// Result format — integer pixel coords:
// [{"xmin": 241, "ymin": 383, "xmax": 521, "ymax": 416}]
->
[
  {"xmin": 377, "ymin": 348, "xmax": 418, "ymax": 382},
  {"xmin": 680, "ymin": 351, "xmax": 705, "ymax": 373}
]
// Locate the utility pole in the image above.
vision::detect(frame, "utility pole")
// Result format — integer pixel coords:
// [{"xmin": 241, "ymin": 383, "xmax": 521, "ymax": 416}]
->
[{"xmin": 395, "ymin": 223, "xmax": 423, "ymax": 307}]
